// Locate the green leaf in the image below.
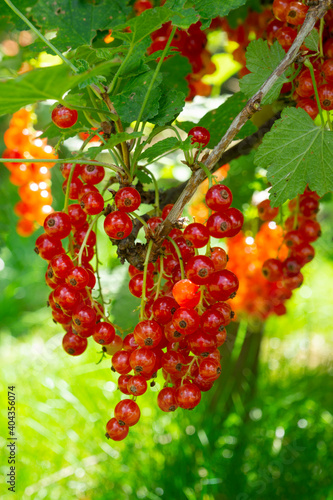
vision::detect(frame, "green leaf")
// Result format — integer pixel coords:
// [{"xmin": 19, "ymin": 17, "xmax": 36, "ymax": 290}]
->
[
  {"xmin": 239, "ymin": 40, "xmax": 291, "ymax": 105},
  {"xmin": 192, "ymin": 0, "xmax": 248, "ymax": 19},
  {"xmin": 254, "ymin": 107, "xmax": 333, "ymax": 206},
  {"xmin": 84, "ymin": 132, "xmax": 143, "ymax": 159},
  {"xmin": 150, "ymin": 89, "xmax": 186, "ymax": 126},
  {"xmin": 31, "ymin": 0, "xmax": 130, "ymax": 53},
  {"xmin": 304, "ymin": 29, "xmax": 320, "ymax": 52},
  {"xmin": 0, "ymin": 0, "xmax": 38, "ymax": 31},
  {"xmin": 163, "ymin": 1, "xmax": 199, "ymax": 29},
  {"xmin": 113, "ymin": 72, "xmax": 162, "ymax": 123},
  {"xmin": 178, "ymin": 92, "xmax": 257, "ymax": 148},
  {"xmin": 136, "ymin": 170, "xmax": 153, "ymax": 184},
  {"xmin": 117, "ymin": 6, "xmax": 172, "ymax": 45},
  {"xmin": 139, "ymin": 137, "xmax": 180, "ymax": 163},
  {"xmin": 0, "ymin": 65, "xmax": 80, "ymax": 115},
  {"xmin": 161, "ymin": 54, "xmax": 192, "ymax": 95}
]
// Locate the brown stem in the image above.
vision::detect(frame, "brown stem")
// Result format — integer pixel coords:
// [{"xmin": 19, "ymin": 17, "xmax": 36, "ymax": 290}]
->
[{"xmin": 147, "ymin": 0, "xmax": 330, "ymax": 260}]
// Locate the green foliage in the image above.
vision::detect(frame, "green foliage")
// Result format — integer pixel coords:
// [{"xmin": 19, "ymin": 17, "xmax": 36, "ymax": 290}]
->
[
  {"xmin": 255, "ymin": 107, "xmax": 333, "ymax": 206},
  {"xmin": 304, "ymin": 29, "xmax": 320, "ymax": 52},
  {"xmin": 0, "ymin": 65, "xmax": 81, "ymax": 115},
  {"xmin": 139, "ymin": 137, "xmax": 180, "ymax": 163},
  {"xmin": 240, "ymin": 40, "xmax": 291, "ymax": 105},
  {"xmin": 30, "ymin": 0, "xmax": 130, "ymax": 53}
]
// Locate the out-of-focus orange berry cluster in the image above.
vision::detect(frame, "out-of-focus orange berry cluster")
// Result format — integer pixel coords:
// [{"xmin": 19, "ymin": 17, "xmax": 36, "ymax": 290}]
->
[
  {"xmin": 2, "ymin": 108, "xmax": 57, "ymax": 236},
  {"xmin": 227, "ymin": 223, "xmax": 289, "ymax": 321}
]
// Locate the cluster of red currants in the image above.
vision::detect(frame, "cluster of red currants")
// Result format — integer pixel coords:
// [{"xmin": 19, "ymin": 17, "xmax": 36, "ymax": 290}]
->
[
  {"xmin": 132, "ymin": 1, "xmax": 216, "ymax": 100},
  {"xmin": 106, "ymin": 142, "xmax": 244, "ymax": 441},
  {"xmin": 261, "ymin": 188, "xmax": 321, "ymax": 290},
  {"xmin": 221, "ymin": 1, "xmax": 333, "ymax": 117},
  {"xmin": 2, "ymin": 109, "xmax": 57, "ymax": 236}
]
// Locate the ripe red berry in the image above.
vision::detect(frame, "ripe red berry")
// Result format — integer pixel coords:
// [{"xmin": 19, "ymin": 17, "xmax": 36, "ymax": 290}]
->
[
  {"xmin": 282, "ymin": 256, "xmax": 302, "ymax": 277},
  {"xmin": 129, "ymin": 348, "xmax": 156, "ymax": 374},
  {"xmin": 106, "ymin": 417, "xmax": 129, "ymax": 441},
  {"xmin": 273, "ymin": 0, "xmax": 294, "ymax": 22},
  {"xmin": 262, "ymin": 258, "xmax": 284, "ymax": 282},
  {"xmin": 299, "ymin": 196, "xmax": 319, "ymax": 216},
  {"xmin": 284, "ymin": 230, "xmax": 304, "ymax": 249},
  {"xmin": 199, "ymin": 358, "xmax": 221, "ymax": 381},
  {"xmin": 52, "ymin": 104, "xmax": 78, "ymax": 129},
  {"xmin": 60, "ymin": 162, "xmax": 83, "ymax": 179},
  {"xmin": 54, "ymin": 284, "xmax": 81, "ymax": 312},
  {"xmin": 318, "ymin": 84, "xmax": 333, "ymax": 110},
  {"xmin": 118, "ymin": 375, "xmax": 131, "ymax": 395},
  {"xmin": 175, "ymin": 383, "xmax": 201, "ymax": 409},
  {"xmin": 128, "ymin": 262, "xmax": 155, "ymax": 278},
  {"xmin": 35, "ymin": 233, "xmax": 64, "ymax": 261},
  {"xmin": 104, "ymin": 211, "xmax": 133, "ymax": 239},
  {"xmin": 206, "ymin": 211, "xmax": 232, "ymax": 238},
  {"xmin": 188, "ymin": 330, "xmax": 217, "ymax": 356},
  {"xmin": 157, "ymin": 387, "xmax": 178, "ymax": 412},
  {"xmin": 172, "ymin": 307, "xmax": 201, "ymax": 336},
  {"xmin": 62, "ymin": 331, "xmax": 87, "ymax": 356},
  {"xmin": 68, "ymin": 203, "xmax": 87, "ymax": 228},
  {"xmin": 93, "ymin": 322, "xmax": 116, "ymax": 345},
  {"xmin": 257, "ymin": 199, "xmax": 279, "ymax": 221},
  {"xmin": 275, "ymin": 26, "xmax": 297, "ymax": 52},
  {"xmin": 62, "ymin": 177, "xmax": 83, "ymax": 200},
  {"xmin": 188, "ymin": 126, "xmax": 210, "ymax": 147},
  {"xmin": 50, "ymin": 253, "xmax": 74, "ymax": 279},
  {"xmin": 291, "ymin": 243, "xmax": 315, "ymax": 266},
  {"xmin": 127, "ymin": 375, "xmax": 147, "ymax": 396},
  {"xmin": 81, "ymin": 163, "xmax": 105, "ymax": 185},
  {"xmin": 299, "ymin": 219, "xmax": 321, "ymax": 242},
  {"xmin": 210, "ymin": 247, "xmax": 228, "ymax": 271},
  {"xmin": 73, "ymin": 223, "xmax": 96, "ymax": 247},
  {"xmin": 212, "ymin": 301, "xmax": 234, "ymax": 326},
  {"xmin": 172, "ymin": 279, "xmax": 201, "ymax": 308},
  {"xmin": 72, "ymin": 304, "xmax": 96, "ymax": 332},
  {"xmin": 123, "ymin": 333, "xmax": 139, "ymax": 352},
  {"xmin": 134, "ymin": 320, "xmax": 163, "ymax": 348},
  {"xmin": 296, "ymin": 98, "xmax": 318, "ymax": 120},
  {"xmin": 207, "ymin": 270, "xmax": 239, "ymax": 301},
  {"xmin": 80, "ymin": 192, "xmax": 105, "ymax": 215},
  {"xmin": 44, "ymin": 211, "xmax": 71, "ymax": 240},
  {"xmin": 112, "ymin": 350, "xmax": 132, "ymax": 374},
  {"xmin": 161, "ymin": 350, "xmax": 186, "ymax": 374},
  {"xmin": 183, "ymin": 222, "xmax": 209, "ymax": 248},
  {"xmin": 185, "ymin": 255, "xmax": 215, "ymax": 285},
  {"xmin": 282, "ymin": 272, "xmax": 304, "ymax": 290},
  {"xmin": 321, "ymin": 59, "xmax": 333, "ymax": 83},
  {"xmin": 115, "ymin": 187, "xmax": 141, "ymax": 212},
  {"xmin": 114, "ymin": 399, "xmax": 140, "ymax": 426},
  {"xmin": 286, "ymin": 1, "xmax": 308, "ymax": 25},
  {"xmin": 152, "ymin": 296, "xmax": 179, "ymax": 325},
  {"xmin": 66, "ymin": 266, "xmax": 89, "ymax": 290},
  {"xmin": 128, "ymin": 272, "xmax": 154, "ymax": 298},
  {"xmin": 161, "ymin": 204, "xmax": 174, "ymax": 220},
  {"xmin": 205, "ymin": 184, "xmax": 233, "ymax": 211},
  {"xmin": 201, "ymin": 307, "xmax": 225, "ymax": 335},
  {"xmin": 226, "ymin": 208, "xmax": 244, "ymax": 237}
]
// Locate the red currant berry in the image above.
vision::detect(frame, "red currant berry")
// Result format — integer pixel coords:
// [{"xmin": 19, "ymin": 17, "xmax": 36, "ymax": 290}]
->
[
  {"xmin": 44, "ymin": 211, "xmax": 71, "ymax": 240},
  {"xmin": 175, "ymin": 383, "xmax": 201, "ymax": 409},
  {"xmin": 72, "ymin": 304, "xmax": 96, "ymax": 332},
  {"xmin": 52, "ymin": 104, "xmax": 78, "ymax": 129},
  {"xmin": 118, "ymin": 375, "xmax": 131, "ymax": 395},
  {"xmin": 225, "ymin": 207, "xmax": 244, "ymax": 237},
  {"xmin": 80, "ymin": 192, "xmax": 104, "ymax": 215},
  {"xmin": 50, "ymin": 253, "xmax": 74, "ymax": 279},
  {"xmin": 161, "ymin": 204, "xmax": 174, "ymax": 220},
  {"xmin": 188, "ymin": 126, "xmax": 210, "ymax": 147},
  {"xmin": 52, "ymin": 308, "xmax": 72, "ymax": 326},
  {"xmin": 134, "ymin": 0, "xmax": 153, "ymax": 15},
  {"xmin": 201, "ymin": 307, "xmax": 225, "ymax": 335},
  {"xmin": 284, "ymin": 230, "xmax": 304, "ymax": 249},
  {"xmin": 321, "ymin": 59, "xmax": 333, "ymax": 83},
  {"xmin": 128, "ymin": 272, "xmax": 154, "ymax": 298},
  {"xmin": 199, "ymin": 358, "xmax": 221, "ymax": 381},
  {"xmin": 318, "ymin": 84, "xmax": 333, "ymax": 110},
  {"xmin": 161, "ymin": 350, "xmax": 186, "ymax": 374},
  {"xmin": 275, "ymin": 26, "xmax": 297, "ymax": 52},
  {"xmin": 188, "ymin": 330, "xmax": 217, "ymax": 356},
  {"xmin": 273, "ymin": 0, "xmax": 294, "ymax": 22},
  {"xmin": 115, "ymin": 187, "xmax": 141, "ymax": 213},
  {"xmin": 286, "ymin": 1, "xmax": 308, "ymax": 25},
  {"xmin": 291, "ymin": 242, "xmax": 315, "ymax": 266},
  {"xmin": 62, "ymin": 331, "xmax": 87, "ymax": 356},
  {"xmin": 129, "ymin": 348, "xmax": 156, "ymax": 374},
  {"xmin": 68, "ymin": 203, "xmax": 87, "ymax": 228},
  {"xmin": 299, "ymin": 196, "xmax": 319, "ymax": 216},
  {"xmin": 262, "ymin": 258, "xmax": 284, "ymax": 282},
  {"xmin": 172, "ymin": 307, "xmax": 201, "ymax": 336},
  {"xmin": 282, "ymin": 272, "xmax": 304, "ymax": 290},
  {"xmin": 134, "ymin": 320, "xmax": 163, "ymax": 348},
  {"xmin": 123, "ymin": 333, "xmax": 139, "ymax": 352},
  {"xmin": 206, "ymin": 211, "xmax": 232, "ymax": 238},
  {"xmin": 183, "ymin": 223, "xmax": 209, "ymax": 248},
  {"xmin": 172, "ymin": 279, "xmax": 201, "ymax": 308},
  {"xmin": 205, "ymin": 184, "xmax": 233, "ymax": 211},
  {"xmin": 212, "ymin": 301, "xmax": 234, "ymax": 326},
  {"xmin": 60, "ymin": 162, "xmax": 83, "ymax": 179},
  {"xmin": 81, "ymin": 163, "xmax": 105, "ymax": 185},
  {"xmin": 299, "ymin": 219, "xmax": 321, "ymax": 242},
  {"xmin": 103, "ymin": 334, "xmax": 123, "ymax": 355},
  {"xmin": 104, "ymin": 211, "xmax": 133, "ymax": 239},
  {"xmin": 257, "ymin": 199, "xmax": 279, "ymax": 221},
  {"xmin": 152, "ymin": 296, "xmax": 179, "ymax": 325},
  {"xmin": 114, "ymin": 399, "xmax": 140, "ymax": 426},
  {"xmin": 93, "ymin": 322, "xmax": 115, "ymax": 345},
  {"xmin": 62, "ymin": 177, "xmax": 83, "ymax": 200},
  {"xmin": 54, "ymin": 284, "xmax": 81, "ymax": 312},
  {"xmin": 185, "ymin": 255, "xmax": 215, "ymax": 285},
  {"xmin": 128, "ymin": 262, "xmax": 154, "ymax": 278},
  {"xmin": 157, "ymin": 387, "xmax": 178, "ymax": 412},
  {"xmin": 106, "ymin": 417, "xmax": 129, "ymax": 441},
  {"xmin": 210, "ymin": 247, "xmax": 228, "ymax": 271},
  {"xmin": 282, "ymin": 256, "xmax": 302, "ymax": 277},
  {"xmin": 127, "ymin": 375, "xmax": 147, "ymax": 396},
  {"xmin": 112, "ymin": 350, "xmax": 132, "ymax": 374},
  {"xmin": 66, "ymin": 266, "xmax": 89, "ymax": 290},
  {"xmin": 296, "ymin": 98, "xmax": 318, "ymax": 120},
  {"xmin": 164, "ymin": 321, "xmax": 184, "ymax": 342},
  {"xmin": 35, "ymin": 233, "xmax": 64, "ymax": 261},
  {"xmin": 207, "ymin": 270, "xmax": 239, "ymax": 301},
  {"xmin": 77, "ymin": 184, "xmax": 99, "ymax": 203}
]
